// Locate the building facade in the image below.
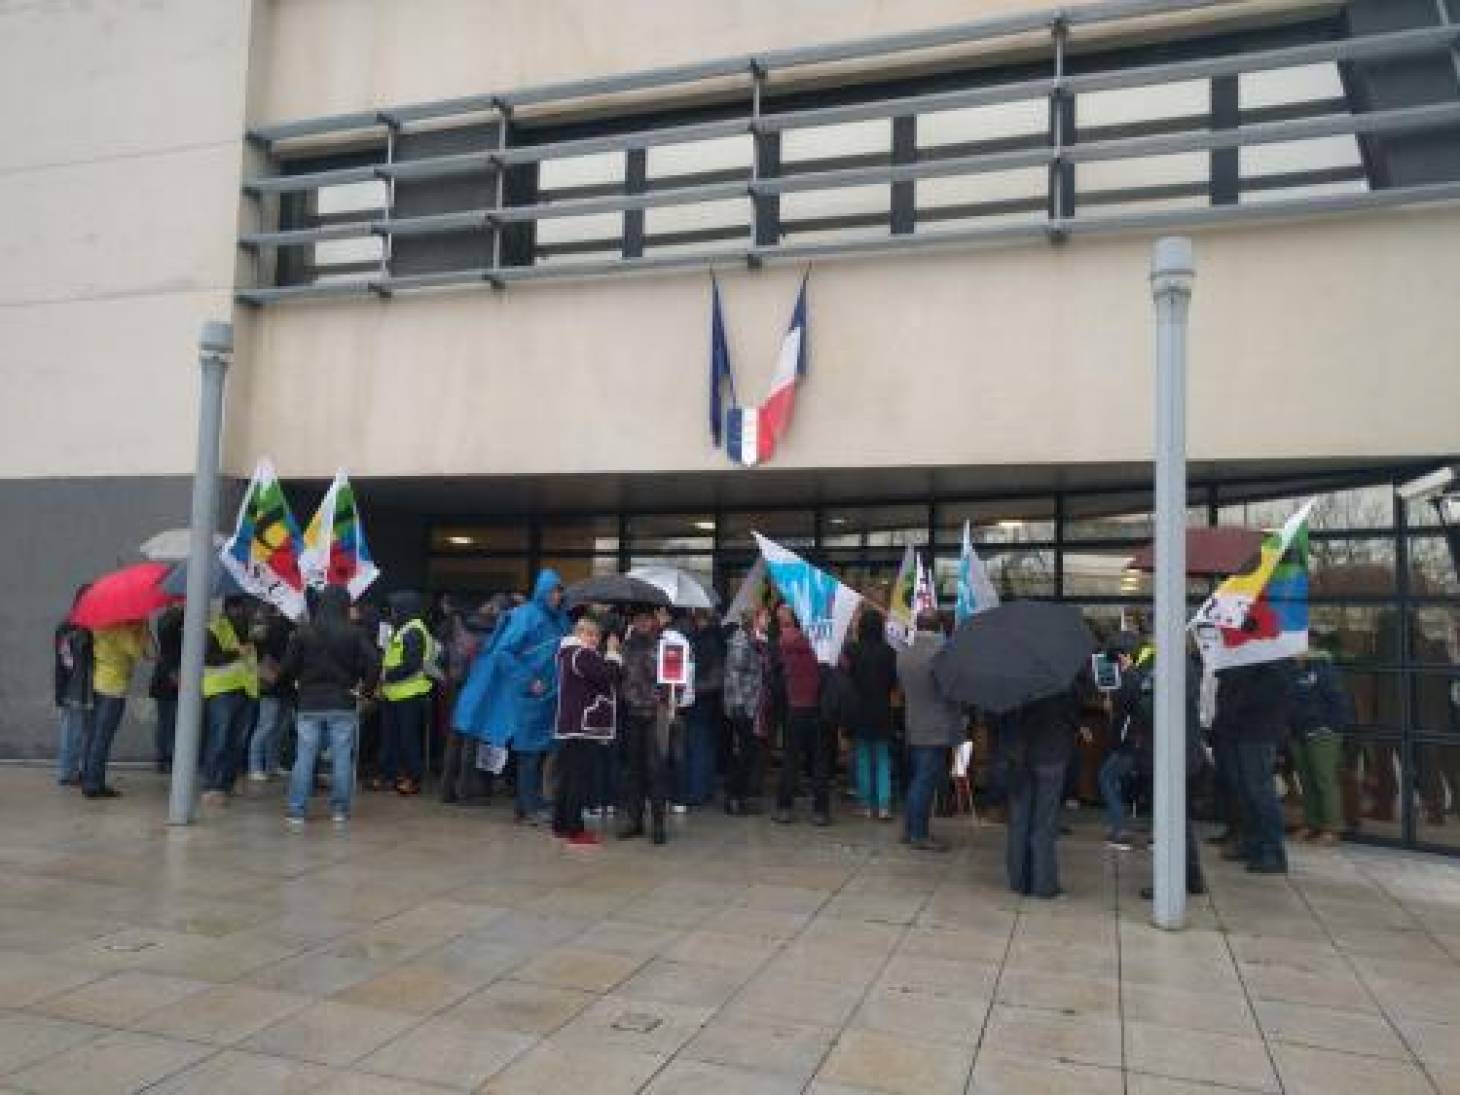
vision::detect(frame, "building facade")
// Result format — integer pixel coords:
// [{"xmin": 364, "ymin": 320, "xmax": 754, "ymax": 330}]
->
[{"xmin": 2, "ymin": 0, "xmax": 1458, "ymax": 849}]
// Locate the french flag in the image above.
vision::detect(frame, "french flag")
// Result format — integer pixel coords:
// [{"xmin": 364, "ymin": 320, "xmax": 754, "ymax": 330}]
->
[{"xmin": 724, "ymin": 278, "xmax": 808, "ymax": 467}]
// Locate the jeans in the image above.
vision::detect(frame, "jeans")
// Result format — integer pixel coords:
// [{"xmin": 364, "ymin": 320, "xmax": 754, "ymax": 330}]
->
[
  {"xmin": 680, "ymin": 696, "xmax": 718, "ymax": 805},
  {"xmin": 57, "ymin": 704, "xmax": 90, "ymax": 784},
  {"xmin": 1212, "ymin": 734, "xmax": 1243, "ymax": 839},
  {"xmin": 154, "ymin": 698, "xmax": 177, "ymax": 767},
  {"xmin": 590, "ymin": 742, "xmax": 618, "ymax": 811},
  {"xmin": 249, "ymin": 696, "xmax": 288, "ymax": 775},
  {"xmin": 516, "ymin": 749, "xmax": 547, "ymax": 818},
  {"xmin": 777, "ymin": 709, "xmax": 830, "ymax": 817},
  {"xmin": 203, "ymin": 691, "xmax": 250, "ymax": 792},
  {"xmin": 553, "ymin": 738, "xmax": 596, "ymax": 836},
  {"xmin": 1293, "ymin": 731, "xmax": 1342, "ymax": 831},
  {"xmin": 1235, "ymin": 741, "xmax": 1286, "ymax": 868},
  {"xmin": 725, "ymin": 715, "xmax": 762, "ymax": 804},
  {"xmin": 619, "ymin": 711, "xmax": 675, "ymax": 825},
  {"xmin": 82, "ymin": 695, "xmax": 126, "ymax": 795},
  {"xmin": 289, "ymin": 710, "xmax": 357, "ymax": 818},
  {"xmin": 1007, "ymin": 759, "xmax": 1065, "ymax": 897},
  {"xmin": 855, "ymin": 739, "xmax": 892, "ymax": 812},
  {"xmin": 905, "ymin": 745, "xmax": 944, "ymax": 842},
  {"xmin": 1099, "ymin": 749, "xmax": 1137, "ymax": 836},
  {"xmin": 381, "ymin": 696, "xmax": 426, "ymax": 783}
]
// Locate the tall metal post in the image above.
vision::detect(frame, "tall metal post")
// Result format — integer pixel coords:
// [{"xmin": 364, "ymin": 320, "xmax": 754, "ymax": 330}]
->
[
  {"xmin": 1150, "ymin": 238, "xmax": 1193, "ymax": 930},
  {"xmin": 167, "ymin": 321, "xmax": 233, "ymax": 826}
]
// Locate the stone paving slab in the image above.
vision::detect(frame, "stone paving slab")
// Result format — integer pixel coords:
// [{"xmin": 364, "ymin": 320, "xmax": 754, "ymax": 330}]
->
[{"xmin": 0, "ymin": 769, "xmax": 1458, "ymax": 1093}]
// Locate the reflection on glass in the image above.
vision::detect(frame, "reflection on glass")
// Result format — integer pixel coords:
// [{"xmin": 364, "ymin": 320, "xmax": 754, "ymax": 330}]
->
[
  {"xmin": 821, "ymin": 504, "xmax": 929, "ymax": 548},
  {"xmin": 1063, "ymin": 491, "xmax": 1208, "ymax": 541},
  {"xmin": 625, "ymin": 513, "xmax": 714, "ymax": 552},
  {"xmin": 1409, "ymin": 535, "xmax": 1460, "ymax": 596},
  {"xmin": 1218, "ymin": 484, "xmax": 1394, "ymax": 531},
  {"xmin": 1411, "ymin": 608, "xmax": 1460, "ymax": 666},
  {"xmin": 720, "ymin": 509, "xmax": 814, "ymax": 549},
  {"xmin": 1415, "ymin": 743, "xmax": 1460, "ymax": 847},
  {"xmin": 1308, "ymin": 537, "xmax": 1395, "ymax": 596},
  {"xmin": 538, "ymin": 555, "xmax": 621, "ymax": 586},
  {"xmin": 936, "ymin": 498, "xmax": 1055, "ymax": 544},
  {"xmin": 431, "ymin": 524, "xmax": 530, "ymax": 552},
  {"xmin": 1338, "ymin": 732, "xmax": 1405, "ymax": 842},
  {"xmin": 426, "ymin": 556, "xmax": 530, "ymax": 596},
  {"xmin": 541, "ymin": 517, "xmax": 620, "ymax": 552},
  {"xmin": 1411, "ymin": 671, "xmax": 1460, "ymax": 736}
]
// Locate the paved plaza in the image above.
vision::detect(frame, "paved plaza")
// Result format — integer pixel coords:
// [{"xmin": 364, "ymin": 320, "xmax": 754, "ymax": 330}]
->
[{"xmin": 0, "ymin": 767, "xmax": 1458, "ymax": 1094}]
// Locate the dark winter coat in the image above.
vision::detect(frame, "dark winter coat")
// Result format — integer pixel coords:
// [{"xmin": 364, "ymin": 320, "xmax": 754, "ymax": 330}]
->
[
  {"xmin": 780, "ymin": 628, "xmax": 821, "ymax": 712},
  {"xmin": 1007, "ymin": 689, "xmax": 1079, "ymax": 768},
  {"xmin": 148, "ymin": 607, "xmax": 183, "ymax": 701},
  {"xmin": 554, "ymin": 637, "xmax": 621, "ymax": 741},
  {"xmin": 1289, "ymin": 656, "xmax": 1353, "ymax": 738},
  {"xmin": 1216, "ymin": 659, "xmax": 1295, "ymax": 745},
  {"xmin": 620, "ymin": 627, "xmax": 661, "ymax": 719},
  {"xmin": 844, "ymin": 635, "xmax": 898, "ymax": 739},
  {"xmin": 54, "ymin": 623, "xmax": 94, "ymax": 708},
  {"xmin": 277, "ymin": 586, "xmax": 381, "ymax": 713}
]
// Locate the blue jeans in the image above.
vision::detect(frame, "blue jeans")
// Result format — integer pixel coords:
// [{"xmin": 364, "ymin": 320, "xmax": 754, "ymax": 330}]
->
[
  {"xmin": 1007, "ymin": 760, "xmax": 1065, "ymax": 898},
  {"xmin": 289, "ymin": 710, "xmax": 357, "ymax": 818},
  {"xmin": 905, "ymin": 745, "xmax": 944, "ymax": 841},
  {"xmin": 154, "ymin": 698, "xmax": 177, "ymax": 767},
  {"xmin": 516, "ymin": 749, "xmax": 546, "ymax": 817},
  {"xmin": 855, "ymin": 739, "xmax": 892, "ymax": 812},
  {"xmin": 1236, "ymin": 741, "xmax": 1286, "ymax": 868},
  {"xmin": 1099, "ymin": 749, "xmax": 1137, "ymax": 837},
  {"xmin": 680, "ymin": 697, "xmax": 718, "ymax": 805},
  {"xmin": 82, "ymin": 695, "xmax": 126, "ymax": 795},
  {"xmin": 57, "ymin": 704, "xmax": 90, "ymax": 784},
  {"xmin": 203, "ymin": 691, "xmax": 250, "ymax": 792},
  {"xmin": 249, "ymin": 697, "xmax": 288, "ymax": 775}
]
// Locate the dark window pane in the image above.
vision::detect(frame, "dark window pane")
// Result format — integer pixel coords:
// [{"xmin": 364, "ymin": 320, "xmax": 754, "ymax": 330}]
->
[
  {"xmin": 720, "ymin": 509, "xmax": 814, "ymax": 549},
  {"xmin": 538, "ymin": 555, "xmax": 620, "ymax": 586},
  {"xmin": 821, "ymin": 504, "xmax": 929, "ymax": 548},
  {"xmin": 936, "ymin": 498, "xmax": 1055, "ymax": 545},
  {"xmin": 1412, "ymin": 671, "xmax": 1460, "ymax": 737},
  {"xmin": 431, "ymin": 524, "xmax": 529, "ymax": 552},
  {"xmin": 1338, "ymin": 732, "xmax": 1405, "ymax": 842},
  {"xmin": 1412, "ymin": 607, "xmax": 1460, "ymax": 666},
  {"xmin": 626, "ymin": 513, "xmax": 714, "ymax": 551},
  {"xmin": 1415, "ymin": 742, "xmax": 1460, "ymax": 846},
  {"xmin": 426, "ymin": 556, "xmax": 530, "ymax": 596},
  {"xmin": 541, "ymin": 517, "xmax": 620, "ymax": 552}
]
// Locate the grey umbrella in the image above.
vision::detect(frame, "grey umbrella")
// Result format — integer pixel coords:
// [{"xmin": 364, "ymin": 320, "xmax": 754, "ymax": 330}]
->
[{"xmin": 932, "ymin": 601, "xmax": 1096, "ymax": 714}]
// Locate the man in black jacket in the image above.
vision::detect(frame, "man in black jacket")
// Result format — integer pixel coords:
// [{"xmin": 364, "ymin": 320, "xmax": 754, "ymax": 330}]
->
[
  {"xmin": 278, "ymin": 586, "xmax": 381, "ymax": 825},
  {"xmin": 1006, "ymin": 688, "xmax": 1081, "ymax": 899},
  {"xmin": 1220, "ymin": 659, "xmax": 1296, "ymax": 873},
  {"xmin": 54, "ymin": 593, "xmax": 93, "ymax": 786}
]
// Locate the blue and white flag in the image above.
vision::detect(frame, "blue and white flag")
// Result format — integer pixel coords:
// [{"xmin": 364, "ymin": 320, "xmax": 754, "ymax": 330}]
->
[
  {"xmin": 753, "ymin": 532, "xmax": 861, "ymax": 664},
  {"xmin": 955, "ymin": 521, "xmax": 1001, "ymax": 624}
]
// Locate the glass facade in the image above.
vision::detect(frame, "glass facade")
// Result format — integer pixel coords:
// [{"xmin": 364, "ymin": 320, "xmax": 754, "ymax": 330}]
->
[{"xmin": 422, "ymin": 469, "xmax": 1460, "ymax": 853}]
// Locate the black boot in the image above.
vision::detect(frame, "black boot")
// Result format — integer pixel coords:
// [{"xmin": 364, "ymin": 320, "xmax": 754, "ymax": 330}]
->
[
  {"xmin": 618, "ymin": 816, "xmax": 645, "ymax": 839},
  {"xmin": 651, "ymin": 806, "xmax": 667, "ymax": 845}
]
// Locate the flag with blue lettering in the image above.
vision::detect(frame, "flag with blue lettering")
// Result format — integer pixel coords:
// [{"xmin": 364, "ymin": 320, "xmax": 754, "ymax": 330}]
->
[{"xmin": 753, "ymin": 532, "xmax": 862, "ymax": 665}]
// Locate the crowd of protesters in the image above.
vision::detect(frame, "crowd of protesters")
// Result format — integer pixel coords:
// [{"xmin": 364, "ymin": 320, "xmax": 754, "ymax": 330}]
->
[{"xmin": 53, "ymin": 569, "xmax": 1363, "ymax": 898}]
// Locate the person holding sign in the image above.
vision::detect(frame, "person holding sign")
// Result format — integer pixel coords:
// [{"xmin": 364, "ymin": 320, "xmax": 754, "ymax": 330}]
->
[{"xmin": 618, "ymin": 606, "xmax": 694, "ymax": 845}]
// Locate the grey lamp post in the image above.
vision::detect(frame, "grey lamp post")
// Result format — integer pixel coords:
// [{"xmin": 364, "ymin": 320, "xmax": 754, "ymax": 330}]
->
[
  {"xmin": 1150, "ymin": 238, "xmax": 1193, "ymax": 930},
  {"xmin": 167, "ymin": 320, "xmax": 232, "ymax": 826}
]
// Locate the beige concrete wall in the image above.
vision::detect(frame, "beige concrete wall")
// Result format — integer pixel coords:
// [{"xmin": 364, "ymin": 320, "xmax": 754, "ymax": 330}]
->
[
  {"xmin": 0, "ymin": 0, "xmax": 255, "ymax": 479},
  {"xmin": 230, "ymin": 202, "xmax": 1460, "ymax": 478}
]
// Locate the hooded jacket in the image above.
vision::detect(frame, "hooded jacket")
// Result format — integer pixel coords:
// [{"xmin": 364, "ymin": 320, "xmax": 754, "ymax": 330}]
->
[
  {"xmin": 382, "ymin": 590, "xmax": 428, "ymax": 688},
  {"xmin": 453, "ymin": 569, "xmax": 569, "ymax": 752},
  {"xmin": 54, "ymin": 622, "xmax": 94, "ymax": 708},
  {"xmin": 277, "ymin": 586, "xmax": 381, "ymax": 712},
  {"xmin": 1289, "ymin": 655, "xmax": 1353, "ymax": 738}
]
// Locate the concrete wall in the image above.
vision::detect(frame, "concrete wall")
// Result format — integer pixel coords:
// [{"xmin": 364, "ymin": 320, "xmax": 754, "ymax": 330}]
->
[{"xmin": 231, "ymin": 203, "xmax": 1460, "ymax": 478}]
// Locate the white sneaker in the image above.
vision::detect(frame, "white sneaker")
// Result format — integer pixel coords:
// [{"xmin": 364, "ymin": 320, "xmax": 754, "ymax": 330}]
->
[
  {"xmin": 331, "ymin": 812, "xmax": 348, "ymax": 825},
  {"xmin": 247, "ymin": 771, "xmax": 270, "ymax": 783},
  {"xmin": 286, "ymin": 816, "xmax": 305, "ymax": 830}
]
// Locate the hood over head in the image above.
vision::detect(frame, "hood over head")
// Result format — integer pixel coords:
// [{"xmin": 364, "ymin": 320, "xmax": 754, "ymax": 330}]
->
[
  {"xmin": 389, "ymin": 589, "xmax": 423, "ymax": 623},
  {"xmin": 532, "ymin": 569, "xmax": 564, "ymax": 608}
]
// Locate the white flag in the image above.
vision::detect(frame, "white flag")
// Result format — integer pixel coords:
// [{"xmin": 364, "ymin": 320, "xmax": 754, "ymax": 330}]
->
[{"xmin": 753, "ymin": 533, "xmax": 862, "ymax": 664}]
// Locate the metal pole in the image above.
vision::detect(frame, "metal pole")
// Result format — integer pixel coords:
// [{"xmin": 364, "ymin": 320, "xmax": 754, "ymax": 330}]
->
[
  {"xmin": 1150, "ymin": 237, "xmax": 1193, "ymax": 930},
  {"xmin": 167, "ymin": 321, "xmax": 233, "ymax": 826}
]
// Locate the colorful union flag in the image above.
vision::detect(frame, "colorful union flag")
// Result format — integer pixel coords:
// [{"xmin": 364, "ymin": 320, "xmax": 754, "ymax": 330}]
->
[
  {"xmin": 220, "ymin": 459, "xmax": 307, "ymax": 620},
  {"xmin": 887, "ymin": 543, "xmax": 919, "ymax": 645},
  {"xmin": 301, "ymin": 470, "xmax": 380, "ymax": 600},
  {"xmin": 1189, "ymin": 500, "xmax": 1314, "ymax": 671}
]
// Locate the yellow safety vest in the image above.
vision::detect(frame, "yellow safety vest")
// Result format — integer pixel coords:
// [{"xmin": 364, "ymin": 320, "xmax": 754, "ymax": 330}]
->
[
  {"xmin": 241, "ymin": 643, "xmax": 260, "ymax": 700},
  {"xmin": 202, "ymin": 617, "xmax": 249, "ymax": 698},
  {"xmin": 381, "ymin": 619, "xmax": 435, "ymax": 702}
]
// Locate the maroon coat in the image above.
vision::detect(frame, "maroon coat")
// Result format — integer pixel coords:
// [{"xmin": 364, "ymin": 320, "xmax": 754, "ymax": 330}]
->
[
  {"xmin": 780, "ymin": 628, "xmax": 821, "ymax": 712},
  {"xmin": 554, "ymin": 638, "xmax": 621, "ymax": 742}
]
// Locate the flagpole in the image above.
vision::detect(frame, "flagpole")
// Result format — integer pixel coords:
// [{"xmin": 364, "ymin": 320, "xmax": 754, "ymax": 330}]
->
[
  {"xmin": 168, "ymin": 321, "xmax": 232, "ymax": 826},
  {"xmin": 1150, "ymin": 238, "xmax": 1193, "ymax": 930}
]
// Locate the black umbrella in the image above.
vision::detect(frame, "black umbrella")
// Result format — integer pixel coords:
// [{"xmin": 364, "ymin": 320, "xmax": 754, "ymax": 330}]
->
[
  {"xmin": 564, "ymin": 573, "xmax": 671, "ymax": 609},
  {"xmin": 932, "ymin": 601, "xmax": 1096, "ymax": 714}
]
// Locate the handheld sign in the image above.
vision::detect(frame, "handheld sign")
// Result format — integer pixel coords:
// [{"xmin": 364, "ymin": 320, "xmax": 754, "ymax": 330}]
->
[{"xmin": 657, "ymin": 635, "xmax": 691, "ymax": 688}]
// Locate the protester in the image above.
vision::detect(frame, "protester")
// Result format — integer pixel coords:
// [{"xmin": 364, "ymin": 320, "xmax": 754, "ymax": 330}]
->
[
  {"xmin": 77, "ymin": 618, "xmax": 150, "ymax": 799},
  {"xmin": 682, "ymin": 609, "xmax": 725, "ymax": 809},
  {"xmin": 723, "ymin": 607, "xmax": 768, "ymax": 816},
  {"xmin": 201, "ymin": 596, "xmax": 254, "ymax": 804},
  {"xmin": 1219, "ymin": 659, "xmax": 1296, "ymax": 873},
  {"xmin": 1100, "ymin": 633, "xmax": 1149, "ymax": 851},
  {"xmin": 1289, "ymin": 644, "xmax": 1352, "ymax": 846},
  {"xmin": 440, "ymin": 596, "xmax": 505, "ymax": 805},
  {"xmin": 618, "ymin": 606, "xmax": 680, "ymax": 843},
  {"xmin": 379, "ymin": 590, "xmax": 434, "ymax": 796},
  {"xmin": 552, "ymin": 613, "xmax": 622, "ymax": 845},
  {"xmin": 897, "ymin": 610, "xmax": 962, "ymax": 851},
  {"xmin": 53, "ymin": 591, "xmax": 93, "ymax": 787},
  {"xmin": 454, "ymin": 570, "xmax": 570, "ymax": 824},
  {"xmin": 773, "ymin": 610, "xmax": 828, "ymax": 826},
  {"xmin": 845, "ymin": 607, "xmax": 898, "ymax": 820},
  {"xmin": 248, "ymin": 607, "xmax": 294, "ymax": 782},
  {"xmin": 1138, "ymin": 646, "xmax": 1209, "ymax": 900},
  {"xmin": 149, "ymin": 605, "xmax": 182, "ymax": 774},
  {"xmin": 277, "ymin": 585, "xmax": 381, "ymax": 826},
  {"xmin": 1005, "ymin": 687, "xmax": 1080, "ymax": 898}
]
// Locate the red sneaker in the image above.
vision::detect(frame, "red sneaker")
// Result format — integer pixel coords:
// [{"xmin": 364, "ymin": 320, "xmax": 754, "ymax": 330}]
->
[{"xmin": 566, "ymin": 831, "xmax": 601, "ymax": 848}]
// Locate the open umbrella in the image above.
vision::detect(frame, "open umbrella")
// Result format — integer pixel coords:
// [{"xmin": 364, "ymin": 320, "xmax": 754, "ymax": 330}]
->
[
  {"xmin": 628, "ymin": 565, "xmax": 717, "ymax": 609},
  {"xmin": 69, "ymin": 562, "xmax": 177, "ymax": 629},
  {"xmin": 932, "ymin": 600, "xmax": 1096, "ymax": 714},
  {"xmin": 139, "ymin": 528, "xmax": 225, "ymax": 563},
  {"xmin": 162, "ymin": 559, "xmax": 246, "ymax": 599},
  {"xmin": 564, "ymin": 573, "xmax": 671, "ymax": 609},
  {"xmin": 1126, "ymin": 527, "xmax": 1264, "ymax": 576}
]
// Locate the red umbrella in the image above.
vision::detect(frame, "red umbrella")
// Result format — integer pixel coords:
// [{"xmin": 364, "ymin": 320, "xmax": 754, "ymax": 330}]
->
[
  {"xmin": 1127, "ymin": 527, "xmax": 1265, "ymax": 577},
  {"xmin": 69, "ymin": 562, "xmax": 178, "ymax": 629}
]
